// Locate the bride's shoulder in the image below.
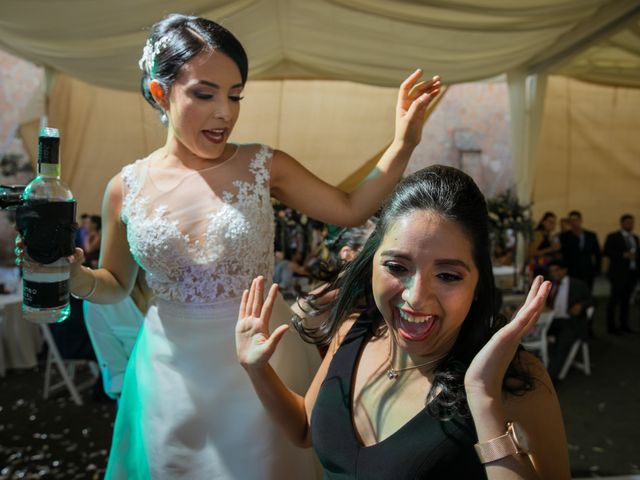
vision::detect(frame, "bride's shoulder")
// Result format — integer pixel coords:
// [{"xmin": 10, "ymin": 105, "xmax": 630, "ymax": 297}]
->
[{"xmin": 235, "ymin": 143, "xmax": 274, "ymax": 157}]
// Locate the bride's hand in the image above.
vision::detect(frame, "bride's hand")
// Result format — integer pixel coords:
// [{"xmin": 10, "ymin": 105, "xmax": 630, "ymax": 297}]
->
[
  {"xmin": 15, "ymin": 235, "xmax": 85, "ymax": 276},
  {"xmin": 464, "ymin": 276, "xmax": 551, "ymax": 404},
  {"xmin": 236, "ymin": 276, "xmax": 289, "ymax": 371},
  {"xmin": 393, "ymin": 70, "xmax": 441, "ymax": 149}
]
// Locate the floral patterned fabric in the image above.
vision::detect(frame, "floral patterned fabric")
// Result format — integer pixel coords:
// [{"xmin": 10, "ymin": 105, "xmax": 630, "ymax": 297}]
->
[{"xmin": 120, "ymin": 144, "xmax": 275, "ymax": 303}]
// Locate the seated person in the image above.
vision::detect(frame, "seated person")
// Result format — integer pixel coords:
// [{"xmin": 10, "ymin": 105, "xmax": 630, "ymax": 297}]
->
[
  {"xmin": 83, "ymin": 272, "xmax": 151, "ymax": 399},
  {"xmin": 273, "ymin": 249, "xmax": 308, "ymax": 299},
  {"xmin": 545, "ymin": 259, "xmax": 594, "ymax": 382}
]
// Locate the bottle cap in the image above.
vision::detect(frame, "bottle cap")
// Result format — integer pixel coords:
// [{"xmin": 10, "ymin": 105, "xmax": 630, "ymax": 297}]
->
[{"xmin": 39, "ymin": 127, "xmax": 60, "ymax": 139}]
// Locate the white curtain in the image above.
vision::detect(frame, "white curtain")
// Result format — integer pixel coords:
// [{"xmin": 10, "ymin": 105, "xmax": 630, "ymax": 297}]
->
[
  {"xmin": 1, "ymin": 0, "xmax": 638, "ymax": 91},
  {"xmin": 507, "ymin": 71, "xmax": 548, "ymax": 205}
]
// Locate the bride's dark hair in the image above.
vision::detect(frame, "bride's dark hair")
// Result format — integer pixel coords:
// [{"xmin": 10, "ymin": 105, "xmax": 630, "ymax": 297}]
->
[
  {"xmin": 293, "ymin": 165, "xmax": 534, "ymax": 419},
  {"xmin": 139, "ymin": 14, "xmax": 248, "ymax": 124}
]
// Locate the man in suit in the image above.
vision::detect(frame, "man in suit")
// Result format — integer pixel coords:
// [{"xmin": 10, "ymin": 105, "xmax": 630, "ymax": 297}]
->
[
  {"xmin": 546, "ymin": 260, "xmax": 594, "ymax": 383},
  {"xmin": 560, "ymin": 211, "xmax": 602, "ymax": 292},
  {"xmin": 603, "ymin": 214, "xmax": 639, "ymax": 334}
]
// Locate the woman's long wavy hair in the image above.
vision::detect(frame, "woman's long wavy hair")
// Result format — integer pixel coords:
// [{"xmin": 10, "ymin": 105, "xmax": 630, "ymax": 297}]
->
[{"xmin": 293, "ymin": 165, "xmax": 534, "ymax": 419}]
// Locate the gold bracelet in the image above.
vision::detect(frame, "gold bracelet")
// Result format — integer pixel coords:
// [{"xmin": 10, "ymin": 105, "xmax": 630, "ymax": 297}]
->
[{"xmin": 71, "ymin": 268, "xmax": 98, "ymax": 300}]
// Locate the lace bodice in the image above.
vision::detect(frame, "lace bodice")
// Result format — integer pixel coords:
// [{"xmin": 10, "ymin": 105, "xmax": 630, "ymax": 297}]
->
[{"xmin": 121, "ymin": 144, "xmax": 275, "ymax": 303}]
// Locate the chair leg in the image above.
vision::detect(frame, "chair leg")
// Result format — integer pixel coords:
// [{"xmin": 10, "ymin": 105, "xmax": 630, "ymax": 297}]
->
[
  {"xmin": 574, "ymin": 343, "xmax": 591, "ymax": 376},
  {"xmin": 43, "ymin": 350, "xmax": 53, "ymax": 399},
  {"xmin": 583, "ymin": 344, "xmax": 591, "ymax": 375},
  {"xmin": 541, "ymin": 343, "xmax": 549, "ymax": 368},
  {"xmin": 558, "ymin": 340, "xmax": 581, "ymax": 381},
  {"xmin": 40, "ymin": 325, "xmax": 84, "ymax": 406}
]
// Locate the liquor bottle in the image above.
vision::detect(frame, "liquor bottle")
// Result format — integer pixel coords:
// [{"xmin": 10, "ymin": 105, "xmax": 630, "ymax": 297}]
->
[{"xmin": 20, "ymin": 128, "xmax": 76, "ymax": 324}]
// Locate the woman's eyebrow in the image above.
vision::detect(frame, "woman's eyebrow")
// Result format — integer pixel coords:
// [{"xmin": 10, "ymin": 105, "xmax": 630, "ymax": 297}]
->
[
  {"xmin": 434, "ymin": 259, "xmax": 471, "ymax": 272},
  {"xmin": 197, "ymin": 80, "xmax": 243, "ymax": 90}
]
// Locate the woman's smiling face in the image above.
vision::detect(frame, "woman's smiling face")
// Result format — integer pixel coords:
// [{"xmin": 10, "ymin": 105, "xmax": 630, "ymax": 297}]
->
[
  {"xmin": 372, "ymin": 210, "xmax": 479, "ymax": 360},
  {"xmin": 164, "ymin": 49, "xmax": 244, "ymax": 161}
]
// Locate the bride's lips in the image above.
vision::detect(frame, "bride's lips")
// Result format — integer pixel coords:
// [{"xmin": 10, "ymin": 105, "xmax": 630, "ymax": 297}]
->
[
  {"xmin": 395, "ymin": 307, "xmax": 438, "ymax": 342},
  {"xmin": 202, "ymin": 128, "xmax": 227, "ymax": 144}
]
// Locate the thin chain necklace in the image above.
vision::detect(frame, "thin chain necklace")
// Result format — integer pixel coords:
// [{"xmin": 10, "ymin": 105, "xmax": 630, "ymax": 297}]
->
[{"xmin": 385, "ymin": 335, "xmax": 445, "ymax": 380}]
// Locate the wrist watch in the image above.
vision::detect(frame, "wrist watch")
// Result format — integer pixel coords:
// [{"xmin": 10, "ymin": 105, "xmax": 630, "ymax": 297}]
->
[{"xmin": 474, "ymin": 421, "xmax": 529, "ymax": 464}]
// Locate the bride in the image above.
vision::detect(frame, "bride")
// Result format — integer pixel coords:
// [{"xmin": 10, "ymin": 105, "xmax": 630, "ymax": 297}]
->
[{"xmin": 63, "ymin": 13, "xmax": 440, "ymax": 480}]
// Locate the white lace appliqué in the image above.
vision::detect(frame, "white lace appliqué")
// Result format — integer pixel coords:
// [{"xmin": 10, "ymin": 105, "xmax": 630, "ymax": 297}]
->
[{"xmin": 121, "ymin": 146, "xmax": 275, "ymax": 303}]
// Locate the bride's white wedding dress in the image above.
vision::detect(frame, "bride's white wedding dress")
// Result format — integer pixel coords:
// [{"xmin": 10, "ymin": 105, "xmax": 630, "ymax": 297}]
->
[{"xmin": 105, "ymin": 144, "xmax": 321, "ymax": 479}]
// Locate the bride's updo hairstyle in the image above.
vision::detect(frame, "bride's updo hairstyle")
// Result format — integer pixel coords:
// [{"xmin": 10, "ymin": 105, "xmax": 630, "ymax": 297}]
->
[{"xmin": 138, "ymin": 14, "xmax": 248, "ymax": 124}]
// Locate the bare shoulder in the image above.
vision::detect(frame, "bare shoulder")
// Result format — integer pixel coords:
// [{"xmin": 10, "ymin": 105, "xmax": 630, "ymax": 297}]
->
[
  {"xmin": 327, "ymin": 314, "xmax": 359, "ymax": 356},
  {"xmin": 104, "ymin": 172, "xmax": 124, "ymax": 213}
]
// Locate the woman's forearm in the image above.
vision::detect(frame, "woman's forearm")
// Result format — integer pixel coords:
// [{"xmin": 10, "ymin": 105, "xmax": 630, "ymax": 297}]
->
[
  {"xmin": 244, "ymin": 363, "xmax": 311, "ymax": 448},
  {"xmin": 70, "ymin": 266, "xmax": 131, "ymax": 304},
  {"xmin": 345, "ymin": 141, "xmax": 415, "ymax": 225},
  {"xmin": 468, "ymin": 397, "xmax": 539, "ymax": 480}
]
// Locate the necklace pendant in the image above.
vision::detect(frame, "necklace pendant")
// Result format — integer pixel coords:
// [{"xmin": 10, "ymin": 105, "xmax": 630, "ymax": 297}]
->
[{"xmin": 386, "ymin": 369, "xmax": 399, "ymax": 380}]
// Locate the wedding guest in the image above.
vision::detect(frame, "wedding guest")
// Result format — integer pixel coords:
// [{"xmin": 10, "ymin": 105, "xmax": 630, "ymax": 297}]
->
[
  {"xmin": 545, "ymin": 260, "xmax": 594, "ymax": 382},
  {"xmin": 528, "ymin": 211, "xmax": 560, "ymax": 278},
  {"xmin": 560, "ymin": 210, "xmax": 601, "ymax": 292},
  {"xmin": 603, "ymin": 214, "xmax": 639, "ymax": 334},
  {"xmin": 237, "ymin": 166, "xmax": 570, "ymax": 479}
]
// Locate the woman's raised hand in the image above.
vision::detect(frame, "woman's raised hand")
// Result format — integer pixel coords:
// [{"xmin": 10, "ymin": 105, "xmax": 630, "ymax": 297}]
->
[
  {"xmin": 236, "ymin": 276, "xmax": 289, "ymax": 371},
  {"xmin": 464, "ymin": 276, "xmax": 551, "ymax": 403},
  {"xmin": 394, "ymin": 70, "xmax": 441, "ymax": 149}
]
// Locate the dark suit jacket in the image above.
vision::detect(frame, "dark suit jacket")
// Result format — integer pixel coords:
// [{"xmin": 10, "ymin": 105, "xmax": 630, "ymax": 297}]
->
[
  {"xmin": 564, "ymin": 276, "xmax": 594, "ymax": 340},
  {"xmin": 560, "ymin": 230, "xmax": 601, "ymax": 281},
  {"xmin": 604, "ymin": 230, "xmax": 639, "ymax": 280},
  {"xmin": 566, "ymin": 277, "xmax": 594, "ymax": 317}
]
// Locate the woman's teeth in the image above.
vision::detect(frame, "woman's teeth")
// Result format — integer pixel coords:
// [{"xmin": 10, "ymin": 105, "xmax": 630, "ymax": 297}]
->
[
  {"xmin": 398, "ymin": 309, "xmax": 435, "ymax": 324},
  {"xmin": 203, "ymin": 129, "xmax": 225, "ymax": 140}
]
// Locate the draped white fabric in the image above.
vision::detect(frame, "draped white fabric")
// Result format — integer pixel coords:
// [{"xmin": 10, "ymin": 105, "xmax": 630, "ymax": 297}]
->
[
  {"xmin": 1, "ymin": 0, "xmax": 639, "ymax": 214},
  {"xmin": 1, "ymin": 0, "xmax": 638, "ymax": 91}
]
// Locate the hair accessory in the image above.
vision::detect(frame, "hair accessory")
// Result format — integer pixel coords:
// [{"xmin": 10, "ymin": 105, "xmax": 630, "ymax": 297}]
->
[
  {"xmin": 71, "ymin": 267, "xmax": 98, "ymax": 300},
  {"xmin": 138, "ymin": 35, "xmax": 171, "ymax": 76}
]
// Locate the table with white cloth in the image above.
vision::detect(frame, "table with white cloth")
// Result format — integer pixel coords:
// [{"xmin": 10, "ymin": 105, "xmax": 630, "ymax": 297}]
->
[{"xmin": 0, "ymin": 293, "xmax": 43, "ymax": 375}]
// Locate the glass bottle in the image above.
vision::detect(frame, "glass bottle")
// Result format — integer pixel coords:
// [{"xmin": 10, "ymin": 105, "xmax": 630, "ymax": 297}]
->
[{"xmin": 21, "ymin": 127, "xmax": 75, "ymax": 324}]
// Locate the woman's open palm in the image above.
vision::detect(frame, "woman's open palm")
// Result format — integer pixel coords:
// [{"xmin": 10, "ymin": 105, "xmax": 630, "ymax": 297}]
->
[
  {"xmin": 464, "ymin": 276, "xmax": 551, "ymax": 401},
  {"xmin": 235, "ymin": 277, "xmax": 289, "ymax": 369},
  {"xmin": 395, "ymin": 70, "xmax": 441, "ymax": 148}
]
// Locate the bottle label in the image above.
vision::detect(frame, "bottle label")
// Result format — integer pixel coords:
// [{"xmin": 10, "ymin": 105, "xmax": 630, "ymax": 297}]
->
[
  {"xmin": 38, "ymin": 164, "xmax": 61, "ymax": 177},
  {"xmin": 23, "ymin": 279, "xmax": 69, "ymax": 309},
  {"xmin": 16, "ymin": 201, "xmax": 77, "ymax": 264}
]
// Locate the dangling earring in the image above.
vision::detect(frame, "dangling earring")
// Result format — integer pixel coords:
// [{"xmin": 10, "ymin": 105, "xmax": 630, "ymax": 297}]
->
[{"xmin": 160, "ymin": 112, "xmax": 168, "ymax": 125}]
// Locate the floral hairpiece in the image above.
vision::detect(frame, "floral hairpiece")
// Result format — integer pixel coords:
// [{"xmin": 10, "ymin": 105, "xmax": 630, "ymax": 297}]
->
[{"xmin": 138, "ymin": 35, "xmax": 170, "ymax": 77}]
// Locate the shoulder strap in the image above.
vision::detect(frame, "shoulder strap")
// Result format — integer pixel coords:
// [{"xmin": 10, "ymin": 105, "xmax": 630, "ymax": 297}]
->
[
  {"xmin": 248, "ymin": 144, "xmax": 273, "ymax": 188},
  {"xmin": 120, "ymin": 159, "xmax": 146, "ymax": 225}
]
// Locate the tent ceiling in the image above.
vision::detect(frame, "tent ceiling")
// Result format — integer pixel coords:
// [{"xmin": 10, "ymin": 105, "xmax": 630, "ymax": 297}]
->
[{"xmin": 0, "ymin": 0, "xmax": 638, "ymax": 91}]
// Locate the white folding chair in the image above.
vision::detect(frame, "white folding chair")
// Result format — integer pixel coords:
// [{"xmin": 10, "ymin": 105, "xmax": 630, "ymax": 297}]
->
[
  {"xmin": 521, "ymin": 311, "xmax": 554, "ymax": 367},
  {"xmin": 558, "ymin": 306, "xmax": 594, "ymax": 380},
  {"xmin": 40, "ymin": 324, "xmax": 99, "ymax": 406}
]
